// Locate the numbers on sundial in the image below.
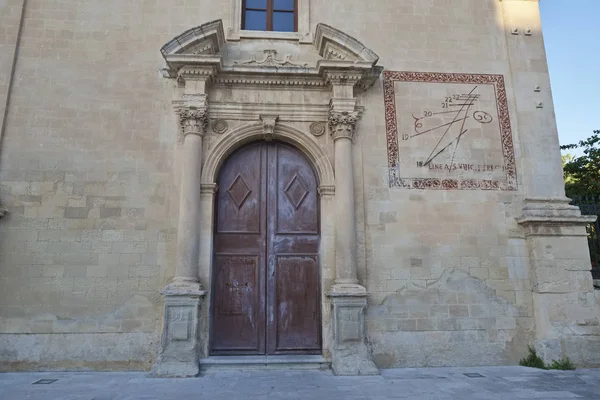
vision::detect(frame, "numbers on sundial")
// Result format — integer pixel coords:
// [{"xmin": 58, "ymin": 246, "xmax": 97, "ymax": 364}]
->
[{"xmin": 402, "ymin": 86, "xmax": 495, "ymax": 169}]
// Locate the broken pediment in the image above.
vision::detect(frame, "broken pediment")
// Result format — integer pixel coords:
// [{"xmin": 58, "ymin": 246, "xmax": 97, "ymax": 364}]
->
[
  {"xmin": 160, "ymin": 20, "xmax": 382, "ymax": 89},
  {"xmin": 160, "ymin": 20, "xmax": 226, "ymax": 56},
  {"xmin": 314, "ymin": 23, "xmax": 379, "ymax": 64}
]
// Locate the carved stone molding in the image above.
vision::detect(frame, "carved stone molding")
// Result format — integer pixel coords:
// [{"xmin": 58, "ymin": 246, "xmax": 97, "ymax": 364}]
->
[
  {"xmin": 329, "ymin": 111, "xmax": 359, "ymax": 141},
  {"xmin": 177, "ymin": 107, "xmax": 208, "ymax": 136},
  {"xmin": 318, "ymin": 185, "xmax": 335, "ymax": 197},
  {"xmin": 200, "ymin": 183, "xmax": 219, "ymax": 194},
  {"xmin": 260, "ymin": 115, "xmax": 279, "ymax": 141},
  {"xmin": 234, "ymin": 50, "xmax": 308, "ymax": 68},
  {"xmin": 325, "ymin": 71, "xmax": 364, "ymax": 86},
  {"xmin": 310, "ymin": 122, "xmax": 326, "ymax": 137}
]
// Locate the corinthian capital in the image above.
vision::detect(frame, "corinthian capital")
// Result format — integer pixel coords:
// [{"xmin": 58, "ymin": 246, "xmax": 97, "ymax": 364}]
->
[
  {"xmin": 329, "ymin": 111, "xmax": 358, "ymax": 141},
  {"xmin": 177, "ymin": 107, "xmax": 208, "ymax": 136}
]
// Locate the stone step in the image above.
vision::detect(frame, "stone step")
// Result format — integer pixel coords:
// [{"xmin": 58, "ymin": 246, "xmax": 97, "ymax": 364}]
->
[{"xmin": 199, "ymin": 355, "xmax": 331, "ymax": 373}]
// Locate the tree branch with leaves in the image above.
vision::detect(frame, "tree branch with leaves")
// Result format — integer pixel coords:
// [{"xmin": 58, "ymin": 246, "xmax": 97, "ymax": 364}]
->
[{"xmin": 560, "ymin": 130, "xmax": 600, "ymax": 198}]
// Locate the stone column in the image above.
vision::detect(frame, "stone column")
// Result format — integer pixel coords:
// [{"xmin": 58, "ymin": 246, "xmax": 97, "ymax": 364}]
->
[
  {"xmin": 174, "ymin": 105, "xmax": 208, "ymax": 287},
  {"xmin": 327, "ymin": 91, "xmax": 378, "ymax": 374},
  {"xmin": 330, "ymin": 111, "xmax": 360, "ymax": 288},
  {"xmin": 151, "ymin": 72, "xmax": 212, "ymax": 377},
  {"xmin": 502, "ymin": 0, "xmax": 600, "ymax": 364}
]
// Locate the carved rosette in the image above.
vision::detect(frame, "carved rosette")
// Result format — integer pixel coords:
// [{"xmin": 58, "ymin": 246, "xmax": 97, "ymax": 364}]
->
[
  {"xmin": 177, "ymin": 107, "xmax": 208, "ymax": 136},
  {"xmin": 329, "ymin": 111, "xmax": 358, "ymax": 141}
]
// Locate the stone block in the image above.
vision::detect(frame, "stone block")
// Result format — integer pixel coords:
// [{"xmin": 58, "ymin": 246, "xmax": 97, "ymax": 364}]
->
[
  {"xmin": 64, "ymin": 207, "xmax": 89, "ymax": 219},
  {"xmin": 100, "ymin": 208, "xmax": 122, "ymax": 219}
]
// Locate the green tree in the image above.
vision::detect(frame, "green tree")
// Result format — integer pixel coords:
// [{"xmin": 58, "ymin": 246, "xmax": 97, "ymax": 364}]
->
[{"xmin": 560, "ymin": 130, "xmax": 600, "ymax": 198}]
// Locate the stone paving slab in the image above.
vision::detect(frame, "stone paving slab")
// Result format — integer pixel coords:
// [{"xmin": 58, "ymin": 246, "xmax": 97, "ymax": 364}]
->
[{"xmin": 1, "ymin": 367, "xmax": 599, "ymax": 399}]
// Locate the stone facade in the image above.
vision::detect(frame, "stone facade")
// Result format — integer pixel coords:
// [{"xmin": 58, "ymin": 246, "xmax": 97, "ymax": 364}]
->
[{"xmin": 1, "ymin": 0, "xmax": 600, "ymax": 374}]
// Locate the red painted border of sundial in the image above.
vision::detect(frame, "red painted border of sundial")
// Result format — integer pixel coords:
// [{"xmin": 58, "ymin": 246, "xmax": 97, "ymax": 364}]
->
[{"xmin": 383, "ymin": 71, "xmax": 517, "ymax": 191}]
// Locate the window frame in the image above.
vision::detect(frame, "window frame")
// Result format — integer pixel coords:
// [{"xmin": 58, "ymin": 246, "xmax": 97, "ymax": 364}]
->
[{"xmin": 242, "ymin": 0, "xmax": 298, "ymax": 33}]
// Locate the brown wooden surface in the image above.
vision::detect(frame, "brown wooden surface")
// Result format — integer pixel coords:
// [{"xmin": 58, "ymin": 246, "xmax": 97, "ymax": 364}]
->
[{"xmin": 210, "ymin": 141, "xmax": 321, "ymax": 355}]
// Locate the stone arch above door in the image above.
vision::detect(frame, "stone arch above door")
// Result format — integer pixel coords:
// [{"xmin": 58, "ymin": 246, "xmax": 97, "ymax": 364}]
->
[{"xmin": 201, "ymin": 122, "xmax": 335, "ymax": 191}]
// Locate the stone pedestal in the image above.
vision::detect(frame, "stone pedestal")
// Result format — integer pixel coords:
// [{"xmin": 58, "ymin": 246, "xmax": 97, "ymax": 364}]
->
[
  {"xmin": 151, "ymin": 284, "xmax": 206, "ymax": 377},
  {"xmin": 518, "ymin": 198, "xmax": 600, "ymax": 363},
  {"xmin": 330, "ymin": 286, "xmax": 379, "ymax": 376}
]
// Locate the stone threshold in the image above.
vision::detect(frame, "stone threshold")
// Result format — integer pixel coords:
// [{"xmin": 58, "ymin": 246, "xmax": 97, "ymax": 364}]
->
[{"xmin": 199, "ymin": 355, "xmax": 330, "ymax": 372}]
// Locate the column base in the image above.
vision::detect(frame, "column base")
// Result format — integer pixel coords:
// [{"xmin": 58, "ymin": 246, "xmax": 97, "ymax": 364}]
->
[
  {"xmin": 150, "ymin": 282, "xmax": 206, "ymax": 378},
  {"xmin": 329, "ymin": 286, "xmax": 379, "ymax": 376}
]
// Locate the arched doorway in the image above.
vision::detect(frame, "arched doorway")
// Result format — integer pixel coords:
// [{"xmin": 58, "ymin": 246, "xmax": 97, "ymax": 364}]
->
[{"xmin": 209, "ymin": 140, "xmax": 322, "ymax": 355}]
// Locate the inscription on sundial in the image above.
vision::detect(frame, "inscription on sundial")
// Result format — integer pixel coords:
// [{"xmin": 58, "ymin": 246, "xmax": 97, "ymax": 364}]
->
[{"xmin": 384, "ymin": 72, "xmax": 517, "ymax": 190}]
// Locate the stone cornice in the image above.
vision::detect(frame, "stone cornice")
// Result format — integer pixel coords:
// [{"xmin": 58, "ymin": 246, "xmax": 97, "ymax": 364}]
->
[
  {"xmin": 325, "ymin": 70, "xmax": 364, "ymax": 86},
  {"xmin": 517, "ymin": 197, "xmax": 597, "ymax": 233},
  {"xmin": 160, "ymin": 20, "xmax": 383, "ymax": 92},
  {"xmin": 213, "ymin": 74, "xmax": 326, "ymax": 88}
]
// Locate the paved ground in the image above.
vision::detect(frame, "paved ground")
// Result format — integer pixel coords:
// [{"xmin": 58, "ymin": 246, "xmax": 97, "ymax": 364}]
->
[{"xmin": 1, "ymin": 366, "xmax": 600, "ymax": 399}]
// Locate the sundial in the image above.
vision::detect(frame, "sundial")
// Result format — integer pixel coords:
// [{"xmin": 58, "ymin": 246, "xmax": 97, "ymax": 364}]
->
[{"xmin": 384, "ymin": 71, "xmax": 517, "ymax": 190}]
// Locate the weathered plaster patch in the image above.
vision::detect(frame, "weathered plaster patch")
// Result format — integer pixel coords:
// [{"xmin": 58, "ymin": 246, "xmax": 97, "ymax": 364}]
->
[{"xmin": 367, "ymin": 269, "xmax": 531, "ymax": 367}]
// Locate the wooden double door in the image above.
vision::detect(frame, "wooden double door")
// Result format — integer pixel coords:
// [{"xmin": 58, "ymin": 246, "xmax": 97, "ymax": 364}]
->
[{"xmin": 210, "ymin": 141, "xmax": 322, "ymax": 355}]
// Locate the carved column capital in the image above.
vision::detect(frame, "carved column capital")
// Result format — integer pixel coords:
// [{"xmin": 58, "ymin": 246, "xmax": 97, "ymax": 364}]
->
[
  {"xmin": 329, "ymin": 111, "xmax": 358, "ymax": 141},
  {"xmin": 260, "ymin": 114, "xmax": 279, "ymax": 141},
  {"xmin": 177, "ymin": 106, "xmax": 209, "ymax": 137}
]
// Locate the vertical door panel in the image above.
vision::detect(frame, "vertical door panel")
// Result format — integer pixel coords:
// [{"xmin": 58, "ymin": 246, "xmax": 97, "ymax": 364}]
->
[
  {"xmin": 266, "ymin": 143, "xmax": 321, "ymax": 354},
  {"xmin": 273, "ymin": 255, "xmax": 321, "ymax": 351},
  {"xmin": 211, "ymin": 255, "xmax": 261, "ymax": 351},
  {"xmin": 211, "ymin": 143, "xmax": 267, "ymax": 355}
]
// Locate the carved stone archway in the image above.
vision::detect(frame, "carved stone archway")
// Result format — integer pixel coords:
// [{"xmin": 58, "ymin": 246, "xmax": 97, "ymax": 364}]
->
[
  {"xmin": 151, "ymin": 19, "xmax": 383, "ymax": 378},
  {"xmin": 201, "ymin": 122, "xmax": 335, "ymax": 187}
]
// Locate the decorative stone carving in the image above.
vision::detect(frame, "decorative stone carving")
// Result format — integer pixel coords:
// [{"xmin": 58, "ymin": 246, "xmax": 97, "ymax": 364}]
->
[
  {"xmin": 0, "ymin": 208, "xmax": 6, "ymax": 219},
  {"xmin": 190, "ymin": 43, "xmax": 214, "ymax": 55},
  {"xmin": 324, "ymin": 45, "xmax": 347, "ymax": 60},
  {"xmin": 326, "ymin": 71, "xmax": 364, "ymax": 86},
  {"xmin": 317, "ymin": 185, "xmax": 335, "ymax": 197},
  {"xmin": 329, "ymin": 111, "xmax": 358, "ymax": 141},
  {"xmin": 200, "ymin": 183, "xmax": 219, "ymax": 194},
  {"xmin": 158, "ymin": 19, "xmax": 384, "ymax": 378},
  {"xmin": 234, "ymin": 50, "xmax": 308, "ymax": 68},
  {"xmin": 177, "ymin": 107, "xmax": 208, "ymax": 136},
  {"xmin": 260, "ymin": 115, "xmax": 279, "ymax": 141},
  {"xmin": 212, "ymin": 119, "xmax": 228, "ymax": 134},
  {"xmin": 330, "ymin": 295, "xmax": 379, "ymax": 376},
  {"xmin": 310, "ymin": 122, "xmax": 326, "ymax": 137},
  {"xmin": 150, "ymin": 287, "xmax": 206, "ymax": 377}
]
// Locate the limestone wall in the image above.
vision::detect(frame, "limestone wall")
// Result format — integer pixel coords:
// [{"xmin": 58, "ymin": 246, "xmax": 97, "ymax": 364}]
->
[{"xmin": 0, "ymin": 0, "xmax": 596, "ymax": 370}]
